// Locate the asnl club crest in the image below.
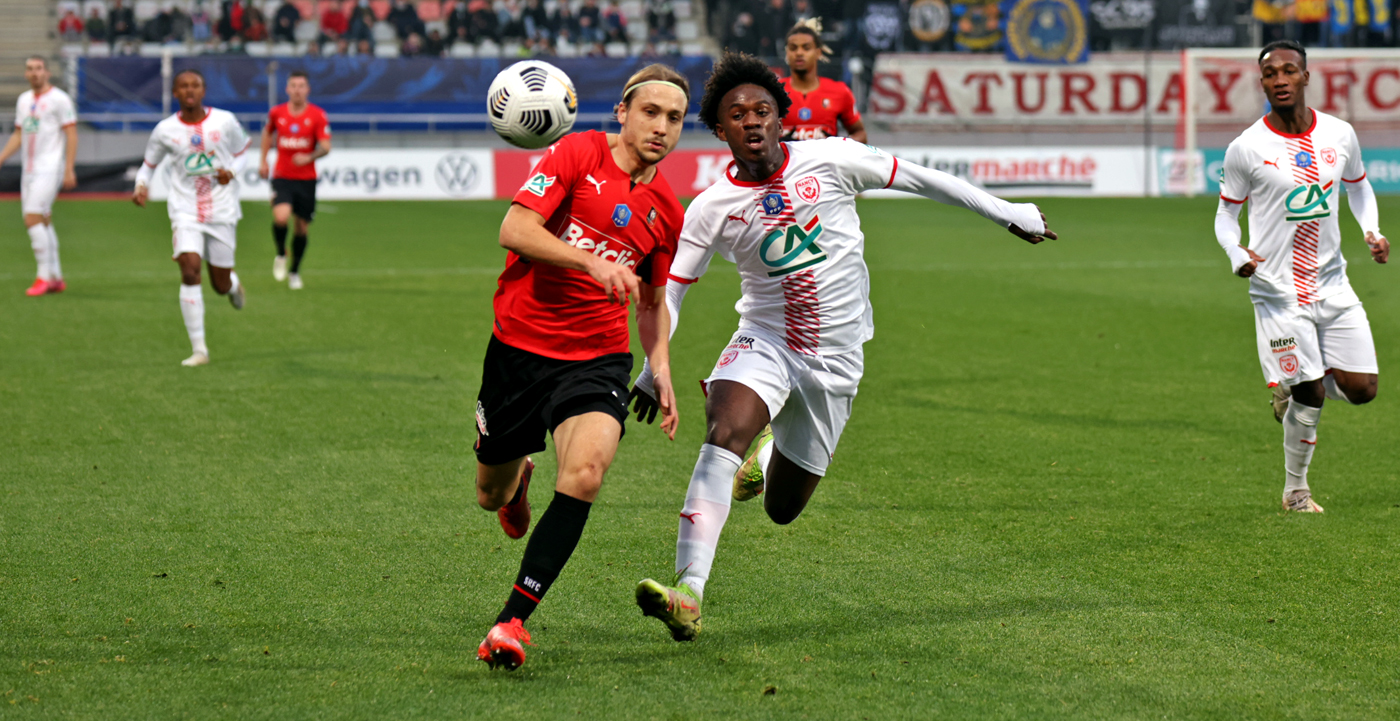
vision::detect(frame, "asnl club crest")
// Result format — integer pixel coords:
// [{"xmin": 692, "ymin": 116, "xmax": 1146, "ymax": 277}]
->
[{"xmin": 759, "ymin": 215, "xmax": 827, "ymax": 277}]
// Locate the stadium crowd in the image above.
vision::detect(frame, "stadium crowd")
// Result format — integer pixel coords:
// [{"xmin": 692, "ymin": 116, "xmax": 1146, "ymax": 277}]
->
[
  {"xmin": 55, "ymin": 0, "xmax": 692, "ymax": 57},
  {"xmin": 53, "ymin": 0, "xmax": 1400, "ymax": 60}
]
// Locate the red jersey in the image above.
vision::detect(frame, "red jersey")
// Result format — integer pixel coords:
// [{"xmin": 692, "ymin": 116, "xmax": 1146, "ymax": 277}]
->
[
  {"xmin": 496, "ymin": 131, "xmax": 684, "ymax": 361},
  {"xmin": 780, "ymin": 76, "xmax": 860, "ymax": 141},
  {"xmin": 267, "ymin": 102, "xmax": 331, "ymax": 181}
]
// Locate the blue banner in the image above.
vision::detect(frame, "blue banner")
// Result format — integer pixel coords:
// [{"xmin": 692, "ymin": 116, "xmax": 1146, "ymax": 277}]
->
[
  {"xmin": 1002, "ymin": 0, "xmax": 1090, "ymax": 64},
  {"xmin": 78, "ymin": 56, "xmax": 712, "ymax": 123}
]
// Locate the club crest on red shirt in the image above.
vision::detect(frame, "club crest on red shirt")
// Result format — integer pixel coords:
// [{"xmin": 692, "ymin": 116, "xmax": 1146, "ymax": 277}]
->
[{"xmin": 794, "ymin": 176, "xmax": 821, "ymax": 203}]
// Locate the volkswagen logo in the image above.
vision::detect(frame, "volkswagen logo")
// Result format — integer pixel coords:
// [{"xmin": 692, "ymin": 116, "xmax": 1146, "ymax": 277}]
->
[{"xmin": 435, "ymin": 154, "xmax": 479, "ymax": 196}]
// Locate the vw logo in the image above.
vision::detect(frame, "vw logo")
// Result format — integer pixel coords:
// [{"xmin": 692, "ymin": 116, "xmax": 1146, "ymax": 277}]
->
[{"xmin": 435, "ymin": 154, "xmax": 479, "ymax": 196}]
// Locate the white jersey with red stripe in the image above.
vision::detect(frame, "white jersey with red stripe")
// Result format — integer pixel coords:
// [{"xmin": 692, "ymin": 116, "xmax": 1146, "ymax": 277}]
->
[
  {"xmin": 670, "ymin": 138, "xmax": 899, "ymax": 355},
  {"xmin": 15, "ymin": 87, "xmax": 77, "ymax": 175},
  {"xmin": 139, "ymin": 108, "xmax": 250, "ymax": 226},
  {"xmin": 1220, "ymin": 110, "xmax": 1367, "ymax": 306}
]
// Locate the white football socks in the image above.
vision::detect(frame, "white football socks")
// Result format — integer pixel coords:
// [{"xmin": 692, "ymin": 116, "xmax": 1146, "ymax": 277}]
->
[
  {"xmin": 755, "ymin": 436, "xmax": 774, "ymax": 480},
  {"xmin": 1282, "ymin": 402, "xmax": 1321, "ymax": 493},
  {"xmin": 1322, "ymin": 375, "xmax": 1356, "ymax": 404},
  {"xmin": 45, "ymin": 224, "xmax": 62, "ymax": 280},
  {"xmin": 227, "ymin": 271, "xmax": 240, "ymax": 295},
  {"xmin": 675, "ymin": 444, "xmax": 739, "ymax": 601},
  {"xmin": 28, "ymin": 225, "xmax": 51, "ymax": 281},
  {"xmin": 179, "ymin": 283, "xmax": 207, "ymax": 354}
]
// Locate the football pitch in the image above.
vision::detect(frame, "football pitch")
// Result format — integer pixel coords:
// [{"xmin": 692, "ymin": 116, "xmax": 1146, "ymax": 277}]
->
[{"xmin": 3, "ymin": 196, "xmax": 1397, "ymax": 719}]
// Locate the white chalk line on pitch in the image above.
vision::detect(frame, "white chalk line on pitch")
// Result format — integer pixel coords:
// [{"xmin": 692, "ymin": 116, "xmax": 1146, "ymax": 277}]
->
[{"xmin": 0, "ymin": 259, "xmax": 1220, "ymax": 282}]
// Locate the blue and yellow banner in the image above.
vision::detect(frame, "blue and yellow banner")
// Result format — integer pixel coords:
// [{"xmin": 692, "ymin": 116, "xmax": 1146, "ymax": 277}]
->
[{"xmin": 1002, "ymin": 0, "xmax": 1089, "ymax": 64}]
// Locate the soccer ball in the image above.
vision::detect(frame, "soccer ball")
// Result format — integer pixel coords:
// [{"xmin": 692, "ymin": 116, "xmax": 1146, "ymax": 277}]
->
[{"xmin": 487, "ymin": 61, "xmax": 578, "ymax": 150}]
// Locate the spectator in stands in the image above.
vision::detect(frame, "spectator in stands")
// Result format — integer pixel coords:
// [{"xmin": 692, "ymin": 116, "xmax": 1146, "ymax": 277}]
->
[
  {"xmin": 523, "ymin": 0, "xmax": 552, "ymax": 49},
  {"xmin": 169, "ymin": 4, "xmax": 192, "ymax": 41},
  {"xmin": 321, "ymin": 2, "xmax": 348, "ymax": 40},
  {"xmin": 499, "ymin": 0, "xmax": 527, "ymax": 42},
  {"xmin": 789, "ymin": 0, "xmax": 814, "ymax": 24},
  {"xmin": 468, "ymin": 0, "xmax": 500, "ymax": 44},
  {"xmin": 401, "ymin": 31, "xmax": 424, "ymax": 54},
  {"xmin": 551, "ymin": 1, "xmax": 579, "ymax": 44},
  {"xmin": 243, "ymin": 5, "xmax": 269, "ymax": 40},
  {"xmin": 424, "ymin": 28, "xmax": 447, "ymax": 55},
  {"xmin": 109, "ymin": 0, "xmax": 138, "ymax": 44},
  {"xmin": 334, "ymin": 36, "xmax": 351, "ymax": 54},
  {"xmin": 59, "ymin": 9, "xmax": 84, "ymax": 42},
  {"xmin": 388, "ymin": 0, "xmax": 426, "ymax": 40},
  {"xmin": 727, "ymin": 11, "xmax": 760, "ymax": 54},
  {"xmin": 646, "ymin": 0, "xmax": 677, "ymax": 49},
  {"xmin": 756, "ymin": 0, "xmax": 788, "ymax": 58},
  {"xmin": 86, "ymin": 7, "xmax": 107, "ymax": 42},
  {"xmin": 348, "ymin": 0, "xmax": 377, "ymax": 42},
  {"xmin": 357, "ymin": 37, "xmax": 374, "ymax": 53},
  {"xmin": 603, "ymin": 0, "xmax": 628, "ymax": 45},
  {"xmin": 191, "ymin": 3, "xmax": 213, "ymax": 43},
  {"xmin": 143, "ymin": 5, "xmax": 173, "ymax": 42},
  {"xmin": 577, "ymin": 0, "xmax": 605, "ymax": 47},
  {"xmin": 273, "ymin": 1, "xmax": 301, "ymax": 43},
  {"xmin": 219, "ymin": 0, "xmax": 246, "ymax": 42}
]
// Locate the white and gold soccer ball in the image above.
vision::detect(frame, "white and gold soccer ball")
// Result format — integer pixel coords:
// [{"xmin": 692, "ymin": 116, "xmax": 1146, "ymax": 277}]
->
[{"xmin": 487, "ymin": 60, "xmax": 578, "ymax": 149}]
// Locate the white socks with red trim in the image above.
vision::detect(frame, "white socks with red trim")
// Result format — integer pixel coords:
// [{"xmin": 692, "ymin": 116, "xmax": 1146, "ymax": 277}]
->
[
  {"xmin": 676, "ymin": 444, "xmax": 738, "ymax": 601},
  {"xmin": 179, "ymin": 283, "xmax": 207, "ymax": 354},
  {"xmin": 1283, "ymin": 402, "xmax": 1320, "ymax": 493},
  {"xmin": 28, "ymin": 225, "xmax": 52, "ymax": 281}
]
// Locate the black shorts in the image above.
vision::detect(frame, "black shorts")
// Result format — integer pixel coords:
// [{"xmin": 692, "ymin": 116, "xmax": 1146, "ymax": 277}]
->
[
  {"xmin": 473, "ymin": 335, "xmax": 633, "ymax": 466},
  {"xmin": 271, "ymin": 178, "xmax": 317, "ymax": 221}
]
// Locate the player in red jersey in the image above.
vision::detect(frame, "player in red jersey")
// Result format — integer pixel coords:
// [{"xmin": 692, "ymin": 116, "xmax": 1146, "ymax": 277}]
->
[
  {"xmin": 473, "ymin": 64, "xmax": 689, "ymax": 671},
  {"xmin": 259, "ymin": 71, "xmax": 331, "ymax": 290},
  {"xmin": 779, "ymin": 18, "xmax": 865, "ymax": 142}
]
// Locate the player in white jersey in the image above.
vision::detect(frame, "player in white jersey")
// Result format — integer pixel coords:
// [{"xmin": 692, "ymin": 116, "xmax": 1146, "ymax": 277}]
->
[
  {"xmin": 630, "ymin": 53, "xmax": 1056, "ymax": 640},
  {"xmin": 0, "ymin": 56, "xmax": 77, "ymax": 296},
  {"xmin": 132, "ymin": 69, "xmax": 250, "ymax": 367},
  {"xmin": 1216, "ymin": 41, "xmax": 1389, "ymax": 514}
]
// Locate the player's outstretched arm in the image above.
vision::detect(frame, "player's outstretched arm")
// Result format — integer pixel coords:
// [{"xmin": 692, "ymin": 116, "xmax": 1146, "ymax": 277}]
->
[
  {"xmin": 630, "ymin": 279, "xmax": 691, "ymax": 422},
  {"xmin": 635, "ymin": 283, "xmax": 678, "ymax": 439},
  {"xmin": 499, "ymin": 203, "xmax": 639, "ymax": 305},
  {"xmin": 888, "ymin": 161, "xmax": 1055, "ymax": 243}
]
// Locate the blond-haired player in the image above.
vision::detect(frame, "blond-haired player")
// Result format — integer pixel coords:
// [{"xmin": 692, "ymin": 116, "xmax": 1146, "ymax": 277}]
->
[{"xmin": 0, "ymin": 56, "xmax": 77, "ymax": 296}]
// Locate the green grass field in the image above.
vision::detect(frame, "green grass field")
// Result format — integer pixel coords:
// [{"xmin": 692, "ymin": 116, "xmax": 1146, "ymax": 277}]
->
[{"xmin": 2, "ymin": 196, "xmax": 1398, "ymax": 719}]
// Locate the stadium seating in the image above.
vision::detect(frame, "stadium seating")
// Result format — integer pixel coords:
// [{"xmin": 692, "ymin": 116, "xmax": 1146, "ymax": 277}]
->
[{"xmin": 56, "ymin": 0, "xmax": 713, "ymax": 58}]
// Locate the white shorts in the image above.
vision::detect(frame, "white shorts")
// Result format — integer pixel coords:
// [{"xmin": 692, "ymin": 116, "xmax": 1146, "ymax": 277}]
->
[
  {"xmin": 20, "ymin": 172, "xmax": 62, "ymax": 216},
  {"xmin": 704, "ymin": 326, "xmax": 864, "ymax": 475},
  {"xmin": 1254, "ymin": 288, "xmax": 1378, "ymax": 387},
  {"xmin": 172, "ymin": 223, "xmax": 237, "ymax": 268}
]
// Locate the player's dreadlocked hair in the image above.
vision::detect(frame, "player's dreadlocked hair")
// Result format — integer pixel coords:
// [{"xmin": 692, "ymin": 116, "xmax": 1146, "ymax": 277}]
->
[
  {"xmin": 1259, "ymin": 39, "xmax": 1307, "ymax": 69},
  {"xmin": 698, "ymin": 51, "xmax": 792, "ymax": 135},
  {"xmin": 786, "ymin": 17, "xmax": 833, "ymax": 62}
]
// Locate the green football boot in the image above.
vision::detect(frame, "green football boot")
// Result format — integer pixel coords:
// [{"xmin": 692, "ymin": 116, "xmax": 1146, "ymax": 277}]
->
[
  {"xmin": 635, "ymin": 578, "xmax": 702, "ymax": 642},
  {"xmin": 733, "ymin": 425, "xmax": 773, "ymax": 502}
]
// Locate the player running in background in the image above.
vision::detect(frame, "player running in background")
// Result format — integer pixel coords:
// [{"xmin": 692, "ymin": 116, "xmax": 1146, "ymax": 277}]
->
[
  {"xmin": 473, "ymin": 64, "xmax": 688, "ymax": 671},
  {"xmin": 0, "ymin": 56, "xmax": 77, "ymax": 296},
  {"xmin": 1215, "ymin": 40, "xmax": 1388, "ymax": 514},
  {"xmin": 629, "ymin": 53, "xmax": 1054, "ymax": 641},
  {"xmin": 779, "ymin": 19, "xmax": 864, "ymax": 143},
  {"xmin": 133, "ymin": 69, "xmax": 251, "ymax": 367},
  {"xmin": 259, "ymin": 70, "xmax": 331, "ymax": 291}
]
